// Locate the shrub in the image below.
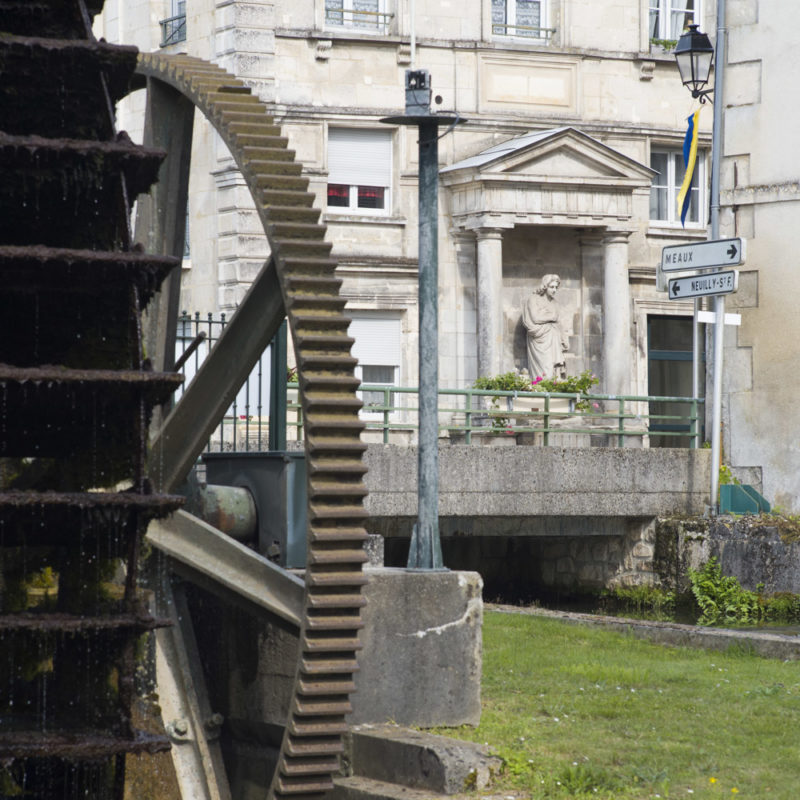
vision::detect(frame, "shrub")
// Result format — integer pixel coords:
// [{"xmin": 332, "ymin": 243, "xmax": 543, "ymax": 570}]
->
[{"xmin": 688, "ymin": 558, "xmax": 762, "ymax": 625}]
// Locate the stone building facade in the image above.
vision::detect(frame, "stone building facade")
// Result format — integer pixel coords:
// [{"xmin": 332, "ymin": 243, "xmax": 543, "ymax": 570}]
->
[
  {"xmin": 97, "ymin": 2, "xmax": 800, "ymax": 487},
  {"xmin": 713, "ymin": 2, "xmax": 799, "ymax": 511},
  {"xmin": 97, "ymin": 0, "xmax": 713, "ymax": 385}
]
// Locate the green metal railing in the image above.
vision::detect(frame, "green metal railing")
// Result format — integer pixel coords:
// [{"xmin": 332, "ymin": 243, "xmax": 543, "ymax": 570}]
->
[
  {"xmin": 175, "ymin": 314, "xmax": 703, "ymax": 452},
  {"xmin": 285, "ymin": 384, "xmax": 704, "ymax": 449}
]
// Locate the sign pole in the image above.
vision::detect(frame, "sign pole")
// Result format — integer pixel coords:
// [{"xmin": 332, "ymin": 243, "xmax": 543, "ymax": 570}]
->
[{"xmin": 708, "ymin": 0, "xmax": 727, "ymax": 513}]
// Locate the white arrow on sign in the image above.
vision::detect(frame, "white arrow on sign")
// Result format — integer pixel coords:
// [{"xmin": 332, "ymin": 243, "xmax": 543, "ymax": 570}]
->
[
  {"xmin": 668, "ymin": 270, "xmax": 739, "ymax": 300},
  {"xmin": 661, "ymin": 237, "xmax": 745, "ymax": 272}
]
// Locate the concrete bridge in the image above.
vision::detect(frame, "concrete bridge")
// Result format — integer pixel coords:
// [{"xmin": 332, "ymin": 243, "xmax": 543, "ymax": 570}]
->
[
  {"xmin": 362, "ymin": 444, "xmax": 711, "ymax": 596},
  {"xmin": 201, "ymin": 443, "xmax": 711, "ymax": 596},
  {"xmin": 364, "ymin": 444, "xmax": 710, "ymax": 522}
]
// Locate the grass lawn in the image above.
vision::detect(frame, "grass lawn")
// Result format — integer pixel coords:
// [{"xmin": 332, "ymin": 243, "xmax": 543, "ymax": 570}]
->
[{"xmin": 437, "ymin": 610, "xmax": 800, "ymax": 799}]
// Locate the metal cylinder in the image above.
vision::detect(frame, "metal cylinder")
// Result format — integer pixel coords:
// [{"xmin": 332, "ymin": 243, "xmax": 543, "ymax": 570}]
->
[{"xmin": 197, "ymin": 483, "xmax": 258, "ymax": 542}]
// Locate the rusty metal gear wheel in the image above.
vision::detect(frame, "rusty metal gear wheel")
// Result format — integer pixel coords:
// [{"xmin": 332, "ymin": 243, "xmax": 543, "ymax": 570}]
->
[{"xmin": 135, "ymin": 53, "xmax": 369, "ymax": 798}]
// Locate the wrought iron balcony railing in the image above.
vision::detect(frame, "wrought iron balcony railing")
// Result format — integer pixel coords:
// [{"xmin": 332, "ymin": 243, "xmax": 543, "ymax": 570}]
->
[
  {"xmin": 325, "ymin": 7, "xmax": 393, "ymax": 33},
  {"xmin": 160, "ymin": 13, "xmax": 187, "ymax": 47}
]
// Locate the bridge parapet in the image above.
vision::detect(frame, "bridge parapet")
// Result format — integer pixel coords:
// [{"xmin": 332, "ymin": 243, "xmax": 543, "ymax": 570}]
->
[{"xmin": 363, "ymin": 445, "xmax": 711, "ymax": 520}]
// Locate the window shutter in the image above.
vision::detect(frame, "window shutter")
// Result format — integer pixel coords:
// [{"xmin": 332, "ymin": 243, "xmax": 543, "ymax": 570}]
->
[
  {"xmin": 348, "ymin": 316, "xmax": 401, "ymax": 366},
  {"xmin": 328, "ymin": 128, "xmax": 392, "ymax": 186}
]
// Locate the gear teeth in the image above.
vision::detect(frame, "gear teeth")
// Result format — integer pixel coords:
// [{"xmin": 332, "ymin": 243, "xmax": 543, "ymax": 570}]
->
[{"xmin": 136, "ymin": 52, "xmax": 369, "ymax": 799}]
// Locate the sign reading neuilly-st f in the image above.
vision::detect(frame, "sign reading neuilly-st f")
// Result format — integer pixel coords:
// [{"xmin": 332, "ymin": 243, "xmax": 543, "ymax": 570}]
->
[
  {"xmin": 668, "ymin": 270, "xmax": 739, "ymax": 300},
  {"xmin": 661, "ymin": 237, "xmax": 745, "ymax": 272}
]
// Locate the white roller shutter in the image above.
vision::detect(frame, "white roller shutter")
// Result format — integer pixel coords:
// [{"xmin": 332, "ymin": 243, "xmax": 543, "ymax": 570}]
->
[
  {"xmin": 348, "ymin": 316, "xmax": 401, "ymax": 367},
  {"xmin": 328, "ymin": 128, "xmax": 392, "ymax": 187}
]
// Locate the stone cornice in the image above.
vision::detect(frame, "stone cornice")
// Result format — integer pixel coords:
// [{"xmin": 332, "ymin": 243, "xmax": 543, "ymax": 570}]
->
[{"xmin": 723, "ymin": 182, "xmax": 800, "ymax": 206}]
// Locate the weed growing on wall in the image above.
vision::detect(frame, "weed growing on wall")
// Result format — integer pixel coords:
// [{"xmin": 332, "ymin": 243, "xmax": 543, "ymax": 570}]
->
[
  {"xmin": 689, "ymin": 557, "xmax": 800, "ymax": 625},
  {"xmin": 689, "ymin": 558, "xmax": 761, "ymax": 625}
]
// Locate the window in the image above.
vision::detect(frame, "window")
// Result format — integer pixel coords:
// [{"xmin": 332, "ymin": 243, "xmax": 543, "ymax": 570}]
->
[
  {"xmin": 160, "ymin": 0, "xmax": 186, "ymax": 46},
  {"xmin": 183, "ymin": 207, "xmax": 190, "ymax": 259},
  {"xmin": 647, "ymin": 315, "xmax": 704, "ymax": 448},
  {"xmin": 325, "ymin": 0, "xmax": 390, "ymax": 32},
  {"xmin": 327, "ymin": 128, "xmax": 392, "ymax": 214},
  {"xmin": 348, "ymin": 316, "xmax": 401, "ymax": 415},
  {"xmin": 649, "ymin": 0, "xmax": 700, "ymax": 41},
  {"xmin": 492, "ymin": 0, "xmax": 549, "ymax": 39},
  {"xmin": 650, "ymin": 149, "xmax": 703, "ymax": 226},
  {"xmin": 360, "ymin": 365, "xmax": 396, "ymax": 409}
]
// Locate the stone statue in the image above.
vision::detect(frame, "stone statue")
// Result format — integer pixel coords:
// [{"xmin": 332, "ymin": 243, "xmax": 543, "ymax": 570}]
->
[{"xmin": 522, "ymin": 274, "xmax": 568, "ymax": 380}]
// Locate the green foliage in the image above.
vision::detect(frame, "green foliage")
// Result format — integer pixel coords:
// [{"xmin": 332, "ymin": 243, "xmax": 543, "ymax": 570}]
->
[
  {"xmin": 533, "ymin": 370, "xmax": 599, "ymax": 395},
  {"xmin": 27, "ymin": 565, "xmax": 56, "ymax": 590},
  {"xmin": 472, "ymin": 372, "xmax": 531, "ymax": 429},
  {"xmin": 551, "ymin": 761, "xmax": 624, "ymax": 795},
  {"xmin": 688, "ymin": 562, "xmax": 800, "ymax": 625},
  {"xmin": 435, "ymin": 611, "xmax": 800, "ymax": 798},
  {"xmin": 700, "ymin": 441, "xmax": 741, "ymax": 487},
  {"xmin": 688, "ymin": 558, "xmax": 762, "ymax": 625},
  {"xmin": 472, "ymin": 371, "xmax": 532, "ymax": 392},
  {"xmin": 650, "ymin": 37, "xmax": 678, "ymax": 50},
  {"xmin": 763, "ymin": 592, "xmax": 800, "ymax": 622},
  {"xmin": 0, "ymin": 767, "xmax": 23, "ymax": 796},
  {"xmin": 718, "ymin": 462, "xmax": 740, "ymax": 486},
  {"xmin": 600, "ymin": 584, "xmax": 676, "ymax": 620},
  {"xmin": 533, "ymin": 370, "xmax": 599, "ymax": 412},
  {"xmin": 473, "ymin": 370, "xmax": 600, "ymax": 423}
]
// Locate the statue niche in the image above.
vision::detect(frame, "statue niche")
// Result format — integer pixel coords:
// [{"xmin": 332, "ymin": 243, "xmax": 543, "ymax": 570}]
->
[{"xmin": 521, "ymin": 274, "xmax": 568, "ymax": 380}]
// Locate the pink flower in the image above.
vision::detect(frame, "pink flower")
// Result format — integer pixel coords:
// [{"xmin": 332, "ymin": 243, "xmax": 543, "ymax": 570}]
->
[{"xmin": 531, "ymin": 375, "xmax": 543, "ymax": 386}]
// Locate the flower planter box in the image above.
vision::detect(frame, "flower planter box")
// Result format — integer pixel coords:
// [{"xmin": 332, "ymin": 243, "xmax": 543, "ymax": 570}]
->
[
  {"xmin": 511, "ymin": 395, "xmax": 574, "ymax": 424},
  {"xmin": 472, "ymin": 431, "xmax": 518, "ymax": 446}
]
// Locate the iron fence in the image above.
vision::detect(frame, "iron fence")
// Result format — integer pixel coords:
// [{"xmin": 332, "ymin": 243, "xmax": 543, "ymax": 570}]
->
[
  {"xmin": 159, "ymin": 12, "xmax": 187, "ymax": 46},
  {"xmin": 324, "ymin": 6, "xmax": 394, "ymax": 33},
  {"xmin": 175, "ymin": 312, "xmax": 704, "ymax": 452},
  {"xmin": 175, "ymin": 311, "xmax": 274, "ymax": 452}
]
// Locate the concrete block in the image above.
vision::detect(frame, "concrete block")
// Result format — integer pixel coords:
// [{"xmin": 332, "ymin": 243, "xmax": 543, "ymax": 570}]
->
[
  {"xmin": 351, "ymin": 568, "xmax": 483, "ymax": 727},
  {"xmin": 344, "ymin": 724, "xmax": 500, "ymax": 794}
]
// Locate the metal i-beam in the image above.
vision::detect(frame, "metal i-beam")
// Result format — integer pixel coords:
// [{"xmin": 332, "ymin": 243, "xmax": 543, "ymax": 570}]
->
[
  {"xmin": 147, "ymin": 509, "xmax": 304, "ymax": 627},
  {"xmin": 135, "ymin": 77, "xmax": 195, "ymax": 376},
  {"xmin": 148, "ymin": 257, "xmax": 284, "ymax": 493}
]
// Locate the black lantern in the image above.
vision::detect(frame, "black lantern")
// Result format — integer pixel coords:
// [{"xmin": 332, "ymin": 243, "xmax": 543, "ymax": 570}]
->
[{"xmin": 674, "ymin": 24, "xmax": 714, "ymax": 99}]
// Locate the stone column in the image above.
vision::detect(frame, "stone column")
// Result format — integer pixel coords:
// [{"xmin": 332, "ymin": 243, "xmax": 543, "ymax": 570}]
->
[
  {"xmin": 602, "ymin": 232, "xmax": 632, "ymax": 397},
  {"xmin": 450, "ymin": 231, "xmax": 477, "ymax": 385},
  {"xmin": 475, "ymin": 228, "xmax": 504, "ymax": 378},
  {"xmin": 579, "ymin": 233, "xmax": 604, "ymax": 368}
]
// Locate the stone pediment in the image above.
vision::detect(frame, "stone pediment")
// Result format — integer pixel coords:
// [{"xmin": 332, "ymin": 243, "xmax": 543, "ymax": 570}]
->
[
  {"xmin": 501, "ymin": 145, "xmax": 623, "ymax": 179},
  {"xmin": 442, "ymin": 127, "xmax": 654, "ymax": 187},
  {"xmin": 441, "ymin": 127, "xmax": 655, "ymax": 229}
]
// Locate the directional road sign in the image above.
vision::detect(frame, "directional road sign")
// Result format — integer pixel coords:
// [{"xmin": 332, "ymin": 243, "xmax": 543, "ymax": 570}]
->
[
  {"xmin": 668, "ymin": 270, "xmax": 739, "ymax": 300},
  {"xmin": 661, "ymin": 237, "xmax": 745, "ymax": 272}
]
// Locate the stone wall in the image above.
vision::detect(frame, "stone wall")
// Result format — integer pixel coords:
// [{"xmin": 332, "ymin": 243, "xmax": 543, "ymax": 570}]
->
[
  {"xmin": 385, "ymin": 521, "xmax": 659, "ymax": 600},
  {"xmin": 655, "ymin": 516, "xmax": 800, "ymax": 594}
]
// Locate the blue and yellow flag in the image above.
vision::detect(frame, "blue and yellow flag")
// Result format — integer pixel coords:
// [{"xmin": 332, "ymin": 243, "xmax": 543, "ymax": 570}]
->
[{"xmin": 677, "ymin": 109, "xmax": 701, "ymax": 226}]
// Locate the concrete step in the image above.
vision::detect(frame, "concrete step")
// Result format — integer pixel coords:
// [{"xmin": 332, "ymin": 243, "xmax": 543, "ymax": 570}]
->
[
  {"xmin": 330, "ymin": 775, "xmax": 449, "ymax": 800},
  {"xmin": 344, "ymin": 725, "xmax": 501, "ymax": 796}
]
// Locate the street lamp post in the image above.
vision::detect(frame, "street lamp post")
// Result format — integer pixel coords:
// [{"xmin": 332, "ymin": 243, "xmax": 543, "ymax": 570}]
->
[
  {"xmin": 674, "ymin": 4, "xmax": 726, "ymax": 513},
  {"xmin": 382, "ymin": 71, "xmax": 463, "ymax": 568}
]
